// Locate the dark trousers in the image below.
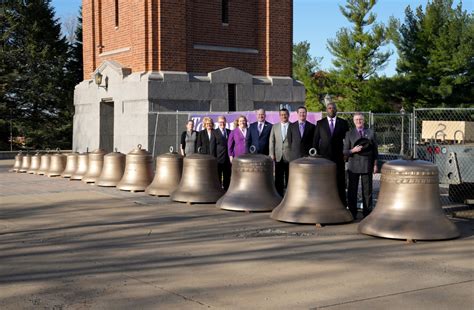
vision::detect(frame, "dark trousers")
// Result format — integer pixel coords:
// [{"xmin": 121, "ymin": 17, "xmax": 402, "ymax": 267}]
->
[
  {"xmin": 347, "ymin": 170, "xmax": 373, "ymax": 217},
  {"xmin": 218, "ymin": 161, "xmax": 231, "ymax": 190},
  {"xmin": 275, "ymin": 160, "xmax": 289, "ymax": 197}
]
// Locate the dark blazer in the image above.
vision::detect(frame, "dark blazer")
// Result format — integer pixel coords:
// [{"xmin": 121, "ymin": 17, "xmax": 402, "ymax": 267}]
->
[
  {"xmin": 197, "ymin": 129, "xmax": 213, "ymax": 154},
  {"xmin": 313, "ymin": 117, "xmax": 349, "ymax": 162},
  {"xmin": 343, "ymin": 128, "xmax": 378, "ymax": 174},
  {"xmin": 287, "ymin": 121, "xmax": 316, "ymax": 161},
  {"xmin": 247, "ymin": 121, "xmax": 272, "ymax": 154},
  {"xmin": 210, "ymin": 128, "xmax": 231, "ymax": 164}
]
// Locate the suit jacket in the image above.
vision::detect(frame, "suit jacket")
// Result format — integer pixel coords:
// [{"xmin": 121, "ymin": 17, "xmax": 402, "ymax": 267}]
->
[
  {"xmin": 313, "ymin": 117, "xmax": 349, "ymax": 162},
  {"xmin": 210, "ymin": 128, "xmax": 231, "ymax": 164},
  {"xmin": 287, "ymin": 121, "xmax": 316, "ymax": 161},
  {"xmin": 269, "ymin": 122, "xmax": 291, "ymax": 162},
  {"xmin": 197, "ymin": 129, "xmax": 213, "ymax": 154},
  {"xmin": 228, "ymin": 127, "xmax": 249, "ymax": 158},
  {"xmin": 343, "ymin": 127, "xmax": 378, "ymax": 173},
  {"xmin": 247, "ymin": 121, "xmax": 272, "ymax": 155}
]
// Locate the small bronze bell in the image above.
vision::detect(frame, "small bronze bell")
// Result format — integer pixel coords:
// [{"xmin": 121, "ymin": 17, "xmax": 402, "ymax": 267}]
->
[
  {"xmin": 82, "ymin": 148, "xmax": 107, "ymax": 183},
  {"xmin": 171, "ymin": 153, "xmax": 225, "ymax": 203},
  {"xmin": 96, "ymin": 149, "xmax": 126, "ymax": 187},
  {"xmin": 10, "ymin": 151, "xmax": 23, "ymax": 172},
  {"xmin": 116, "ymin": 144, "xmax": 154, "ymax": 192},
  {"xmin": 358, "ymin": 159, "xmax": 460, "ymax": 240},
  {"xmin": 216, "ymin": 152, "xmax": 281, "ymax": 212},
  {"xmin": 27, "ymin": 151, "xmax": 42, "ymax": 174},
  {"xmin": 46, "ymin": 149, "xmax": 67, "ymax": 177},
  {"xmin": 271, "ymin": 149, "xmax": 353, "ymax": 224},
  {"xmin": 37, "ymin": 150, "xmax": 52, "ymax": 175},
  {"xmin": 18, "ymin": 153, "xmax": 32, "ymax": 173},
  {"xmin": 70, "ymin": 150, "xmax": 89, "ymax": 181},
  {"xmin": 61, "ymin": 152, "xmax": 78, "ymax": 178},
  {"xmin": 146, "ymin": 146, "xmax": 183, "ymax": 196}
]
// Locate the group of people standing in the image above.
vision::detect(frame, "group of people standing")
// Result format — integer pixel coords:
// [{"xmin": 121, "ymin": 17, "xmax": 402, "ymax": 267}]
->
[{"xmin": 180, "ymin": 103, "xmax": 378, "ymax": 219}]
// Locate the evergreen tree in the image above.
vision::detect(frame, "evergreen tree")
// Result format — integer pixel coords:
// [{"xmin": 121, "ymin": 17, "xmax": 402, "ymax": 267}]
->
[
  {"xmin": 392, "ymin": 0, "xmax": 474, "ymax": 108},
  {"xmin": 0, "ymin": 0, "xmax": 75, "ymax": 149},
  {"xmin": 327, "ymin": 0, "xmax": 391, "ymax": 111}
]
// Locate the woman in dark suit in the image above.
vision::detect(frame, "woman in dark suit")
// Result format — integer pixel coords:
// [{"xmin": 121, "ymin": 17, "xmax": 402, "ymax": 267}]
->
[
  {"xmin": 180, "ymin": 120, "xmax": 197, "ymax": 156},
  {"xmin": 228, "ymin": 115, "xmax": 249, "ymax": 162},
  {"xmin": 196, "ymin": 117, "xmax": 214, "ymax": 154}
]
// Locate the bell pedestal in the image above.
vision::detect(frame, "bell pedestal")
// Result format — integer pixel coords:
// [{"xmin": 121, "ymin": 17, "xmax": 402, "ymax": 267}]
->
[{"xmin": 358, "ymin": 159, "xmax": 460, "ymax": 240}]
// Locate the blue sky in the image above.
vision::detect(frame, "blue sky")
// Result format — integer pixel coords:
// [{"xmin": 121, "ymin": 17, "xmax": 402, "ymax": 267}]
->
[{"xmin": 51, "ymin": 0, "xmax": 473, "ymax": 77}]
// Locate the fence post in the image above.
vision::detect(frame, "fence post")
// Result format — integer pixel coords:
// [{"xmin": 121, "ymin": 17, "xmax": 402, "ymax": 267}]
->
[
  {"xmin": 152, "ymin": 112, "xmax": 159, "ymax": 158},
  {"xmin": 176, "ymin": 110, "xmax": 179, "ymax": 152},
  {"xmin": 413, "ymin": 109, "xmax": 417, "ymax": 158}
]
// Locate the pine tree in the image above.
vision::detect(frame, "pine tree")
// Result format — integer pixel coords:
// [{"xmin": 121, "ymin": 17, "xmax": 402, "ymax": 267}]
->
[
  {"xmin": 327, "ymin": 0, "xmax": 391, "ymax": 111},
  {"xmin": 0, "ymin": 0, "xmax": 75, "ymax": 149},
  {"xmin": 392, "ymin": 0, "xmax": 473, "ymax": 108}
]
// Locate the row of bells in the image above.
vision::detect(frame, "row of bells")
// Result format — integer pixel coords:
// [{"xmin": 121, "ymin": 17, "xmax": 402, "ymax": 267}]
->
[{"xmin": 10, "ymin": 148, "xmax": 460, "ymax": 241}]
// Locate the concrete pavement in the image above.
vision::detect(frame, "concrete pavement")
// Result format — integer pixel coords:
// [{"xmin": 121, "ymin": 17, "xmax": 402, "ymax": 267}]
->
[{"xmin": 0, "ymin": 159, "xmax": 473, "ymax": 309}]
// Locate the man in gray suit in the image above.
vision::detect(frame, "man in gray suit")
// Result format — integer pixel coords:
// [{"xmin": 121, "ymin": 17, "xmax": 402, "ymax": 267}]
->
[
  {"xmin": 343, "ymin": 113, "xmax": 379, "ymax": 219},
  {"xmin": 269, "ymin": 108, "xmax": 291, "ymax": 196}
]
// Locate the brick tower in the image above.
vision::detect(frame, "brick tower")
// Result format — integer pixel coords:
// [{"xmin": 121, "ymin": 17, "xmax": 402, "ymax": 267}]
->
[{"xmin": 75, "ymin": 0, "xmax": 305, "ymax": 154}]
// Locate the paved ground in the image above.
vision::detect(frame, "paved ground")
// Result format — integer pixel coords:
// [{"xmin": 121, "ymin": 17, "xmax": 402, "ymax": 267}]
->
[{"xmin": 0, "ymin": 159, "xmax": 473, "ymax": 309}]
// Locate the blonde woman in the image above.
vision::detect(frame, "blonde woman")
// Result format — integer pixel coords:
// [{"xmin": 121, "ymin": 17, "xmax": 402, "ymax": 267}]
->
[{"xmin": 196, "ymin": 117, "xmax": 214, "ymax": 154}]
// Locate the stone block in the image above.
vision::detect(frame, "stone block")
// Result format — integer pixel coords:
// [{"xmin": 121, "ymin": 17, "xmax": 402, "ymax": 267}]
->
[{"xmin": 209, "ymin": 67, "xmax": 253, "ymax": 84}]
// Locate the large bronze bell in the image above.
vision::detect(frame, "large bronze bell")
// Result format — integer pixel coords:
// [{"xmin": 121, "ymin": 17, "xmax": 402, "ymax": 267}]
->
[
  {"xmin": 82, "ymin": 148, "xmax": 106, "ymax": 183},
  {"xmin": 61, "ymin": 152, "xmax": 78, "ymax": 178},
  {"xmin": 10, "ymin": 151, "xmax": 23, "ymax": 172},
  {"xmin": 18, "ymin": 153, "xmax": 32, "ymax": 173},
  {"xmin": 116, "ymin": 144, "xmax": 154, "ymax": 192},
  {"xmin": 27, "ymin": 151, "xmax": 42, "ymax": 174},
  {"xmin": 171, "ymin": 153, "xmax": 225, "ymax": 203},
  {"xmin": 145, "ymin": 147, "xmax": 183, "ymax": 196},
  {"xmin": 358, "ymin": 159, "xmax": 460, "ymax": 240},
  {"xmin": 216, "ymin": 153, "xmax": 281, "ymax": 212},
  {"xmin": 96, "ymin": 149, "xmax": 126, "ymax": 187},
  {"xmin": 70, "ymin": 151, "xmax": 89, "ymax": 180},
  {"xmin": 37, "ymin": 150, "xmax": 52, "ymax": 175},
  {"xmin": 46, "ymin": 149, "xmax": 67, "ymax": 177},
  {"xmin": 271, "ymin": 151, "xmax": 353, "ymax": 224}
]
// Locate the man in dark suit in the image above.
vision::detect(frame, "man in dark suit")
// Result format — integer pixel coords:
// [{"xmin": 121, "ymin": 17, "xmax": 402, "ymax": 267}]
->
[
  {"xmin": 210, "ymin": 116, "xmax": 232, "ymax": 190},
  {"xmin": 343, "ymin": 113, "xmax": 378, "ymax": 219},
  {"xmin": 247, "ymin": 108, "xmax": 272, "ymax": 154},
  {"xmin": 313, "ymin": 102, "xmax": 349, "ymax": 205},
  {"xmin": 287, "ymin": 106, "xmax": 316, "ymax": 161}
]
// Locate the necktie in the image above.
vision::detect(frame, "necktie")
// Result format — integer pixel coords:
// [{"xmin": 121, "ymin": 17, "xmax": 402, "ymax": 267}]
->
[
  {"xmin": 329, "ymin": 118, "xmax": 334, "ymax": 135},
  {"xmin": 359, "ymin": 129, "xmax": 363, "ymax": 137},
  {"xmin": 222, "ymin": 129, "xmax": 226, "ymax": 138},
  {"xmin": 258, "ymin": 123, "xmax": 263, "ymax": 135},
  {"xmin": 299, "ymin": 122, "xmax": 304, "ymax": 137},
  {"xmin": 282, "ymin": 123, "xmax": 287, "ymax": 141}
]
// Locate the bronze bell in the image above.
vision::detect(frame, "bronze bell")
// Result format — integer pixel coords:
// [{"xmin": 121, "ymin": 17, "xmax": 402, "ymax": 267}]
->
[
  {"xmin": 46, "ymin": 149, "xmax": 67, "ymax": 177},
  {"xmin": 96, "ymin": 149, "xmax": 126, "ymax": 187},
  {"xmin": 37, "ymin": 150, "xmax": 52, "ymax": 175},
  {"xmin": 61, "ymin": 152, "xmax": 79, "ymax": 178},
  {"xmin": 171, "ymin": 153, "xmax": 225, "ymax": 203},
  {"xmin": 18, "ymin": 153, "xmax": 32, "ymax": 173},
  {"xmin": 10, "ymin": 151, "xmax": 23, "ymax": 172},
  {"xmin": 70, "ymin": 150, "xmax": 89, "ymax": 181},
  {"xmin": 358, "ymin": 159, "xmax": 460, "ymax": 240},
  {"xmin": 146, "ymin": 146, "xmax": 183, "ymax": 196},
  {"xmin": 27, "ymin": 151, "xmax": 42, "ymax": 174},
  {"xmin": 271, "ymin": 150, "xmax": 353, "ymax": 224},
  {"xmin": 216, "ymin": 153, "xmax": 281, "ymax": 212},
  {"xmin": 82, "ymin": 148, "xmax": 107, "ymax": 183},
  {"xmin": 116, "ymin": 144, "xmax": 154, "ymax": 192}
]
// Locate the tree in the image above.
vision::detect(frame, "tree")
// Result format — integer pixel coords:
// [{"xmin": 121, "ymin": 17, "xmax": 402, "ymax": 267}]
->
[
  {"xmin": 327, "ymin": 0, "xmax": 392, "ymax": 111},
  {"xmin": 392, "ymin": 0, "xmax": 474, "ymax": 108},
  {"xmin": 292, "ymin": 41, "xmax": 324, "ymax": 111},
  {"xmin": 0, "ymin": 0, "xmax": 78, "ymax": 149}
]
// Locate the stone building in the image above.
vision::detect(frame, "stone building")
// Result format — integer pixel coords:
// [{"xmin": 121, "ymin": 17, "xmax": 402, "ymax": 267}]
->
[{"xmin": 74, "ymin": 0, "xmax": 305, "ymax": 154}]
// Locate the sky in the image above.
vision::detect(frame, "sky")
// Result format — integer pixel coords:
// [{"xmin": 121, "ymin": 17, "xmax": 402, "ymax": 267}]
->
[{"xmin": 51, "ymin": 0, "xmax": 473, "ymax": 77}]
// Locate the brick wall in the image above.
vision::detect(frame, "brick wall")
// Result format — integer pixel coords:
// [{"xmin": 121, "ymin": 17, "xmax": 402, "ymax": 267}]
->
[{"xmin": 82, "ymin": 0, "xmax": 293, "ymax": 79}]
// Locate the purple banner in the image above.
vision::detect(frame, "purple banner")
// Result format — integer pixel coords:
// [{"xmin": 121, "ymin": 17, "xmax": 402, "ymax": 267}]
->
[{"xmin": 190, "ymin": 111, "xmax": 322, "ymax": 131}]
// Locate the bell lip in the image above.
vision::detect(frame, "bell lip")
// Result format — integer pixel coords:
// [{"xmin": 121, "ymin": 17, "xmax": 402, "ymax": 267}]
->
[
  {"xmin": 96, "ymin": 180, "xmax": 120, "ymax": 187},
  {"xmin": 170, "ymin": 190, "xmax": 225, "ymax": 203},
  {"xmin": 270, "ymin": 214, "xmax": 354, "ymax": 225},
  {"xmin": 216, "ymin": 194, "xmax": 281, "ymax": 212},
  {"xmin": 145, "ymin": 188, "xmax": 173, "ymax": 196}
]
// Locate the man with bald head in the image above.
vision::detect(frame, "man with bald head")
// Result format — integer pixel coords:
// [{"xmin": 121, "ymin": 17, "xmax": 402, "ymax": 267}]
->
[{"xmin": 247, "ymin": 108, "xmax": 272, "ymax": 154}]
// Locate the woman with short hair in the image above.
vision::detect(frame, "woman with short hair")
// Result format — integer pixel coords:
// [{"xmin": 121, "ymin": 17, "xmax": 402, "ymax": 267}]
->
[{"xmin": 228, "ymin": 115, "xmax": 249, "ymax": 162}]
